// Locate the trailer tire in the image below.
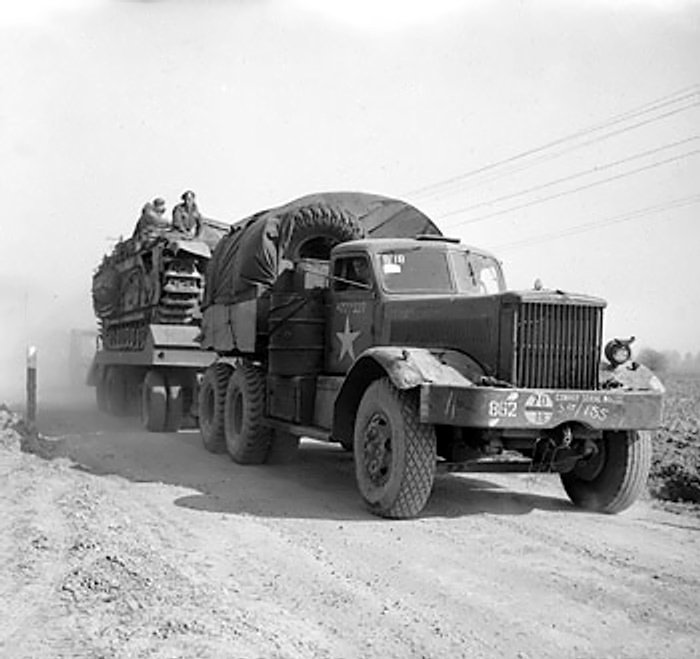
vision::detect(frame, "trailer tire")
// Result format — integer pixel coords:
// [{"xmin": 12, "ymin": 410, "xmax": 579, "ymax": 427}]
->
[
  {"xmin": 285, "ymin": 205, "xmax": 363, "ymax": 261},
  {"xmin": 164, "ymin": 384, "xmax": 183, "ymax": 432},
  {"xmin": 354, "ymin": 378, "xmax": 436, "ymax": 519},
  {"xmin": 224, "ymin": 360, "xmax": 271, "ymax": 464},
  {"xmin": 141, "ymin": 370, "xmax": 168, "ymax": 432},
  {"xmin": 199, "ymin": 363, "xmax": 231, "ymax": 453},
  {"xmin": 95, "ymin": 372, "xmax": 109, "ymax": 413},
  {"xmin": 560, "ymin": 430, "xmax": 652, "ymax": 514},
  {"xmin": 105, "ymin": 367, "xmax": 129, "ymax": 416}
]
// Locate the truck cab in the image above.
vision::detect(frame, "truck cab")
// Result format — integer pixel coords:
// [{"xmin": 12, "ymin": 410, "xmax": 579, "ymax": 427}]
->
[
  {"xmin": 197, "ymin": 197, "xmax": 664, "ymax": 520},
  {"xmin": 326, "ymin": 237, "xmax": 505, "ymax": 374}
]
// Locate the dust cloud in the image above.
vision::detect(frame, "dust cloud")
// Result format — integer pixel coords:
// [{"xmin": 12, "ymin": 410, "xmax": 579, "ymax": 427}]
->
[{"xmin": 0, "ymin": 276, "xmax": 96, "ymax": 407}]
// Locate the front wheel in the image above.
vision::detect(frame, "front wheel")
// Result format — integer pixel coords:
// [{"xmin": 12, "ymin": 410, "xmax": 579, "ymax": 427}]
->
[
  {"xmin": 354, "ymin": 378, "xmax": 436, "ymax": 519},
  {"xmin": 560, "ymin": 430, "xmax": 652, "ymax": 514}
]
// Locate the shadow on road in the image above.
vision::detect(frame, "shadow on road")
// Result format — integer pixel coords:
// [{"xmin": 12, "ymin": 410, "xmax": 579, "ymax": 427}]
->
[{"xmin": 34, "ymin": 394, "xmax": 575, "ymax": 522}]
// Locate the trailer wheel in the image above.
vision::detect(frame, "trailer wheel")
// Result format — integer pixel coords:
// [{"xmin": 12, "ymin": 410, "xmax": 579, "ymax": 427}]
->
[
  {"xmin": 105, "ymin": 367, "xmax": 129, "ymax": 416},
  {"xmin": 198, "ymin": 363, "xmax": 231, "ymax": 453},
  {"xmin": 560, "ymin": 430, "xmax": 652, "ymax": 514},
  {"xmin": 164, "ymin": 384, "xmax": 183, "ymax": 432},
  {"xmin": 354, "ymin": 378, "xmax": 436, "ymax": 519},
  {"xmin": 141, "ymin": 370, "xmax": 168, "ymax": 432},
  {"xmin": 95, "ymin": 371, "xmax": 109, "ymax": 413},
  {"xmin": 266, "ymin": 430, "xmax": 300, "ymax": 465},
  {"xmin": 224, "ymin": 360, "xmax": 271, "ymax": 464}
]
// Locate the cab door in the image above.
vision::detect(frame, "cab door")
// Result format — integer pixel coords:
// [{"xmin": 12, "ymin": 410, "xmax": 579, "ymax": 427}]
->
[{"xmin": 326, "ymin": 254, "xmax": 376, "ymax": 374}]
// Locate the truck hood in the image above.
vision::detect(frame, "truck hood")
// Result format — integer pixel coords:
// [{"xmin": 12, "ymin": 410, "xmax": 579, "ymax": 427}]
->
[{"xmin": 383, "ymin": 289, "xmax": 606, "ymax": 380}]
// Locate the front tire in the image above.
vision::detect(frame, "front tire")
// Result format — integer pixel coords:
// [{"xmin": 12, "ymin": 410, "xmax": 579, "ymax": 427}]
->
[
  {"xmin": 354, "ymin": 378, "xmax": 436, "ymax": 519},
  {"xmin": 224, "ymin": 360, "xmax": 271, "ymax": 464},
  {"xmin": 560, "ymin": 430, "xmax": 652, "ymax": 513}
]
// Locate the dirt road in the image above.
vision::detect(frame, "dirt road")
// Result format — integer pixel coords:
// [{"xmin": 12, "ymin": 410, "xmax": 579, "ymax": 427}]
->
[{"xmin": 1, "ymin": 389, "xmax": 698, "ymax": 659}]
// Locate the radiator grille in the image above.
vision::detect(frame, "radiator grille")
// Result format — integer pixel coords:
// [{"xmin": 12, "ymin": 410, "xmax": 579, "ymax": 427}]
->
[{"xmin": 514, "ymin": 302, "xmax": 603, "ymax": 389}]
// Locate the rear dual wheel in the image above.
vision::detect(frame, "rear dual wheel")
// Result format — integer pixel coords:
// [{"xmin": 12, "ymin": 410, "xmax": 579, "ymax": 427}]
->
[
  {"xmin": 104, "ymin": 367, "xmax": 129, "ymax": 416},
  {"xmin": 224, "ymin": 360, "xmax": 272, "ymax": 464},
  {"xmin": 198, "ymin": 363, "xmax": 232, "ymax": 453},
  {"xmin": 141, "ymin": 370, "xmax": 183, "ymax": 432}
]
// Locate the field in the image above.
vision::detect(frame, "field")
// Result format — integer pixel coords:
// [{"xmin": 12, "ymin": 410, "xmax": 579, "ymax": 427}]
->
[{"xmin": 650, "ymin": 374, "xmax": 700, "ymax": 507}]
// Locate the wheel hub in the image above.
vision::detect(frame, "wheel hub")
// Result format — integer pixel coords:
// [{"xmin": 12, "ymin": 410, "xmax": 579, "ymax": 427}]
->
[{"xmin": 363, "ymin": 413, "xmax": 392, "ymax": 487}]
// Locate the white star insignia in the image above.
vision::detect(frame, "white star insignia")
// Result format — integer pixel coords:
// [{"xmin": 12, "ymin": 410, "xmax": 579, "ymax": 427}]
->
[{"xmin": 336, "ymin": 315, "xmax": 361, "ymax": 362}]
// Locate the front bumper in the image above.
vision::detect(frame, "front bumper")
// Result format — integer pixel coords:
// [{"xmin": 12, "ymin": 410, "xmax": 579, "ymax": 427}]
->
[{"xmin": 420, "ymin": 385, "xmax": 663, "ymax": 431}]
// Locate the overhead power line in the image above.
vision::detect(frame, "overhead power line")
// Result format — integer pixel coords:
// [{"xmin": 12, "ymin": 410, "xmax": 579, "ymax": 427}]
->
[
  {"xmin": 440, "ymin": 148, "xmax": 700, "ymax": 227},
  {"xmin": 420, "ymin": 101, "xmax": 700, "ymax": 202},
  {"xmin": 438, "ymin": 136, "xmax": 699, "ymax": 216},
  {"xmin": 492, "ymin": 194, "xmax": 700, "ymax": 252},
  {"xmin": 406, "ymin": 84, "xmax": 700, "ymax": 200}
]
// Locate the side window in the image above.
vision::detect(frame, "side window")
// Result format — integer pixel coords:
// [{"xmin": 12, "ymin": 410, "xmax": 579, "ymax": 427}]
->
[{"xmin": 332, "ymin": 256, "xmax": 373, "ymax": 292}]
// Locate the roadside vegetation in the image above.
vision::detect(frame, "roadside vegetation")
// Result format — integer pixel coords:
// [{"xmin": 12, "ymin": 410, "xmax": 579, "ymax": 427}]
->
[{"xmin": 649, "ymin": 375, "xmax": 700, "ymax": 507}]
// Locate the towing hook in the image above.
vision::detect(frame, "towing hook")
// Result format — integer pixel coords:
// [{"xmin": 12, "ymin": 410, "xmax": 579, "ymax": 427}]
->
[{"xmin": 561, "ymin": 425, "xmax": 573, "ymax": 449}]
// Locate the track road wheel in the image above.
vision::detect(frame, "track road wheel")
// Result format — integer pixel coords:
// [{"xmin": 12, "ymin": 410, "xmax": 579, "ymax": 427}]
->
[
  {"xmin": 354, "ymin": 378, "xmax": 436, "ymax": 519},
  {"xmin": 105, "ymin": 367, "xmax": 129, "ymax": 416},
  {"xmin": 224, "ymin": 360, "xmax": 272, "ymax": 464},
  {"xmin": 560, "ymin": 430, "xmax": 652, "ymax": 514},
  {"xmin": 141, "ymin": 370, "xmax": 167, "ymax": 432},
  {"xmin": 198, "ymin": 363, "xmax": 232, "ymax": 453}
]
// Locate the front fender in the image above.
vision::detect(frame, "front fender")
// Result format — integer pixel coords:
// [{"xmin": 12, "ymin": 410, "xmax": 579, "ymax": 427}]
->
[
  {"xmin": 599, "ymin": 361, "xmax": 666, "ymax": 392},
  {"xmin": 332, "ymin": 346, "xmax": 483, "ymax": 448}
]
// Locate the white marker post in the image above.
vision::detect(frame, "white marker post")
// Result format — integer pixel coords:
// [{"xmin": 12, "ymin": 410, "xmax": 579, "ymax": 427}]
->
[{"xmin": 26, "ymin": 346, "xmax": 37, "ymax": 429}]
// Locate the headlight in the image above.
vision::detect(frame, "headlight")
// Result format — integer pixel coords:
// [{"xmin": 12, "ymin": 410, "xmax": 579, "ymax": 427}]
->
[{"xmin": 604, "ymin": 336, "xmax": 635, "ymax": 367}]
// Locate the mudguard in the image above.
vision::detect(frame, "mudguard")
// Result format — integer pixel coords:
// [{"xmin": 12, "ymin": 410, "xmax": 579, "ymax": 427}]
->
[
  {"xmin": 599, "ymin": 361, "xmax": 666, "ymax": 393},
  {"xmin": 332, "ymin": 346, "xmax": 484, "ymax": 447}
]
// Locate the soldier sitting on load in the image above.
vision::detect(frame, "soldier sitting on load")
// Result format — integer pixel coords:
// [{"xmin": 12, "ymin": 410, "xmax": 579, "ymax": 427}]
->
[
  {"xmin": 172, "ymin": 190, "xmax": 202, "ymax": 238},
  {"xmin": 133, "ymin": 197, "xmax": 170, "ymax": 241}
]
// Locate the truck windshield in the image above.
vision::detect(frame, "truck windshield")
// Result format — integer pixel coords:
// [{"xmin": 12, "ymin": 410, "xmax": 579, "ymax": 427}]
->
[
  {"xmin": 378, "ymin": 248, "xmax": 503, "ymax": 295},
  {"xmin": 451, "ymin": 251, "xmax": 504, "ymax": 295},
  {"xmin": 379, "ymin": 249, "xmax": 453, "ymax": 293}
]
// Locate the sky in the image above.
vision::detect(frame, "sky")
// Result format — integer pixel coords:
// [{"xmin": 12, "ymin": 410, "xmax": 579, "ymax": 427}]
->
[{"xmin": 0, "ymin": 0, "xmax": 698, "ymax": 396}]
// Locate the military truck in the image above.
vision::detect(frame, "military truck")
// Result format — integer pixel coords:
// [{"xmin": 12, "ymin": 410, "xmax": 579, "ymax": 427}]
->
[
  {"xmin": 198, "ymin": 192, "xmax": 664, "ymax": 519},
  {"xmin": 88, "ymin": 219, "xmax": 229, "ymax": 431}
]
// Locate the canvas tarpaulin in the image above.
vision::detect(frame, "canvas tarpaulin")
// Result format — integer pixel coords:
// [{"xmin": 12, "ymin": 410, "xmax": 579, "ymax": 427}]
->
[{"xmin": 203, "ymin": 191, "xmax": 441, "ymax": 307}]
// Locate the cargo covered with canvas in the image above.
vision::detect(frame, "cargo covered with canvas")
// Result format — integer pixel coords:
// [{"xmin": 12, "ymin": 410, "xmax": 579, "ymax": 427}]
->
[{"xmin": 202, "ymin": 191, "xmax": 442, "ymax": 308}]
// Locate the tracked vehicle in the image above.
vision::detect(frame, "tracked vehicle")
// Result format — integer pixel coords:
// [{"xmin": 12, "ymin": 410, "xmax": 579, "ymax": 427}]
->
[
  {"xmin": 88, "ymin": 220, "xmax": 228, "ymax": 430},
  {"xmin": 198, "ymin": 192, "xmax": 664, "ymax": 518}
]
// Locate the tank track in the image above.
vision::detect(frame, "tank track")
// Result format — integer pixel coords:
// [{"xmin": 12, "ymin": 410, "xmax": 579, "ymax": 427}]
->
[
  {"xmin": 154, "ymin": 259, "xmax": 204, "ymax": 324},
  {"xmin": 95, "ymin": 239, "xmax": 207, "ymax": 351}
]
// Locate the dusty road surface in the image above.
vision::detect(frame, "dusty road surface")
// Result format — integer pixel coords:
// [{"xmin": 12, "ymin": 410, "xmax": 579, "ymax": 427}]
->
[{"xmin": 1, "ymin": 388, "xmax": 698, "ymax": 659}]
